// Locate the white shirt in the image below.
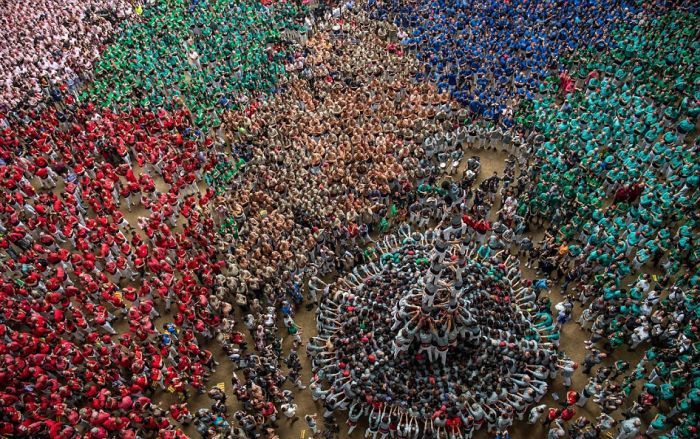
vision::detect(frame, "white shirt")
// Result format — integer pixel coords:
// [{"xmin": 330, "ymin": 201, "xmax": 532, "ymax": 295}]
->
[{"xmin": 281, "ymin": 403, "xmax": 297, "ymax": 418}]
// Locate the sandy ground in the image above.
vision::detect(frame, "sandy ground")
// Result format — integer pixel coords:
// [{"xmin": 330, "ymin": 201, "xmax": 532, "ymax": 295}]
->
[{"xmin": 112, "ymin": 144, "xmax": 652, "ymax": 439}]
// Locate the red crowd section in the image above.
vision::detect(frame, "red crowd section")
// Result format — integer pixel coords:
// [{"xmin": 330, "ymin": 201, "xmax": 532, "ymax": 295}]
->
[{"xmin": 0, "ymin": 103, "xmax": 229, "ymax": 438}]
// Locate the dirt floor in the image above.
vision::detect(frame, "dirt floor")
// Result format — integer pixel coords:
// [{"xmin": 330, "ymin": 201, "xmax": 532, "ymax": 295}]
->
[{"xmin": 116, "ymin": 144, "xmax": 651, "ymax": 439}]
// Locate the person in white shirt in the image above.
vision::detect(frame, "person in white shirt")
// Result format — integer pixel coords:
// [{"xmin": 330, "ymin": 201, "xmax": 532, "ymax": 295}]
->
[
  {"xmin": 280, "ymin": 402, "xmax": 299, "ymax": 423},
  {"xmin": 304, "ymin": 413, "xmax": 319, "ymax": 435},
  {"xmin": 616, "ymin": 417, "xmax": 641, "ymax": 439},
  {"xmin": 528, "ymin": 404, "xmax": 547, "ymax": 424}
]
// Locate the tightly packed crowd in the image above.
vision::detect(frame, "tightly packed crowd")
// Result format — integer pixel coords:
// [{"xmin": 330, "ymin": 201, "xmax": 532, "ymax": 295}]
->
[
  {"xmin": 0, "ymin": 0, "xmax": 697, "ymax": 439},
  {"xmin": 368, "ymin": 0, "xmax": 642, "ymax": 122},
  {"xmin": 310, "ymin": 223, "xmax": 562, "ymax": 438},
  {"xmin": 82, "ymin": 0, "xmax": 309, "ymax": 125},
  {"xmin": 0, "ymin": 102, "xmax": 228, "ymax": 437},
  {"xmin": 0, "ymin": 0, "xmax": 133, "ymax": 110}
]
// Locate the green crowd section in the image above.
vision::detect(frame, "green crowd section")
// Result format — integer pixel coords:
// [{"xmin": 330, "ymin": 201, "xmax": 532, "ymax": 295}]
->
[
  {"xmin": 520, "ymin": 11, "xmax": 699, "ymax": 306},
  {"xmin": 81, "ymin": 0, "xmax": 308, "ymax": 126},
  {"xmin": 515, "ymin": 10, "xmax": 699, "ymax": 128}
]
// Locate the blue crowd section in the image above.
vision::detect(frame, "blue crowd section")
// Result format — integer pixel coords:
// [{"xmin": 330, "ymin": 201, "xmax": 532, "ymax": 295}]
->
[{"xmin": 366, "ymin": 0, "xmax": 644, "ymax": 123}]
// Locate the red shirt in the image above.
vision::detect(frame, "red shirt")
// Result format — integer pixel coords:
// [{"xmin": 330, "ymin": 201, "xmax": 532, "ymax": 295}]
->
[{"xmin": 561, "ymin": 408, "xmax": 575, "ymax": 421}]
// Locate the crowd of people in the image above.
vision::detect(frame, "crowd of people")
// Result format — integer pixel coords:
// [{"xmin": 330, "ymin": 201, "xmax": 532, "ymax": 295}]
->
[
  {"xmin": 0, "ymin": 97, "xmax": 234, "ymax": 436},
  {"xmin": 0, "ymin": 0, "xmax": 133, "ymax": 111},
  {"xmin": 366, "ymin": 0, "xmax": 647, "ymax": 122},
  {"xmin": 0, "ymin": 3, "xmax": 469, "ymax": 438},
  {"xmin": 509, "ymin": 9, "xmax": 699, "ymax": 439},
  {"xmin": 188, "ymin": 10, "xmax": 473, "ymax": 437},
  {"xmin": 0, "ymin": 0, "xmax": 697, "ymax": 438},
  {"xmin": 83, "ymin": 0, "xmax": 310, "ymax": 126},
  {"xmin": 310, "ymin": 222, "xmax": 563, "ymax": 438}
]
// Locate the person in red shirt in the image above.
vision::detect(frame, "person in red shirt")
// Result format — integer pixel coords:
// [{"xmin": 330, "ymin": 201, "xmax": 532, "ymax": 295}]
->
[
  {"xmin": 613, "ymin": 184, "xmax": 631, "ymax": 204},
  {"xmin": 542, "ymin": 408, "xmax": 561, "ymax": 428},
  {"xmin": 565, "ymin": 390, "xmax": 580, "ymax": 407},
  {"xmin": 560, "ymin": 407, "xmax": 576, "ymax": 422}
]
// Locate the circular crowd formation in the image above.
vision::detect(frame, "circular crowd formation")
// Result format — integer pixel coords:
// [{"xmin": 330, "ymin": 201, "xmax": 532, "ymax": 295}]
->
[{"xmin": 311, "ymin": 224, "xmax": 560, "ymax": 437}]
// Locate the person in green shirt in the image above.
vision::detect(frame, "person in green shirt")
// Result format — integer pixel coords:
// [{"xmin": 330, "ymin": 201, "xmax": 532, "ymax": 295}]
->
[{"xmin": 646, "ymin": 413, "xmax": 667, "ymax": 436}]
